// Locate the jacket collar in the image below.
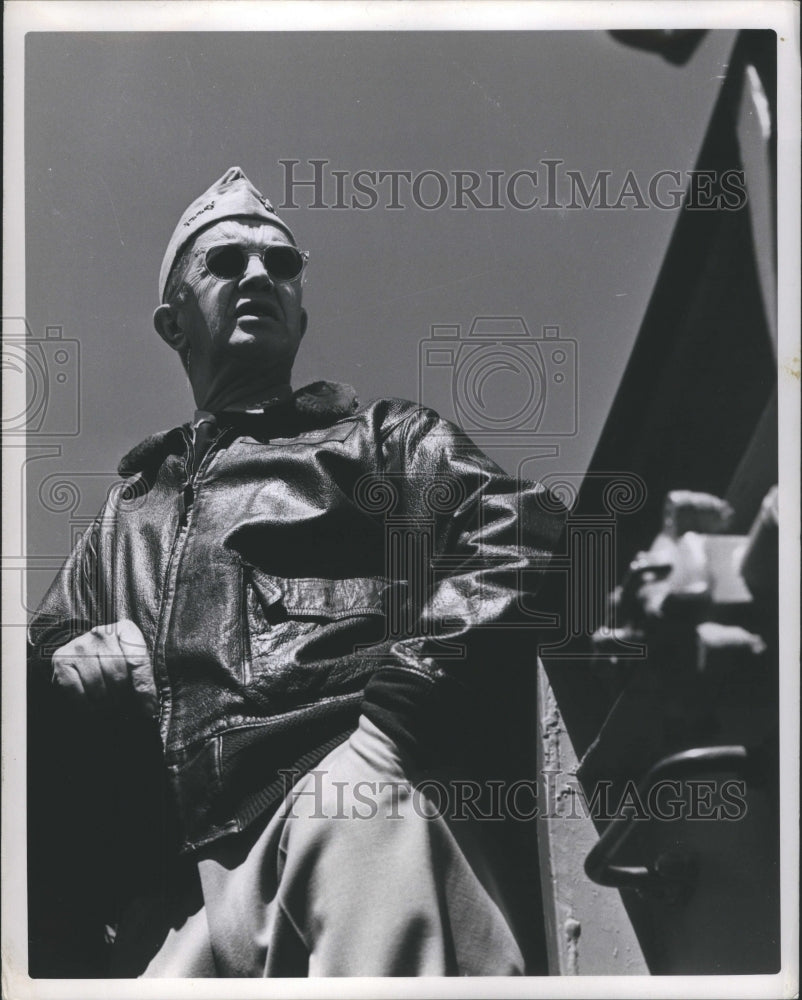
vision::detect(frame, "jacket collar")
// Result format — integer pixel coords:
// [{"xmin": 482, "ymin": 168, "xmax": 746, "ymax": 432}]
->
[{"xmin": 117, "ymin": 380, "xmax": 359, "ymax": 478}]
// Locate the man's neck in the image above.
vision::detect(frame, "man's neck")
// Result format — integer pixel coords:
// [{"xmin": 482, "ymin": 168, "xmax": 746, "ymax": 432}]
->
[{"xmin": 190, "ymin": 367, "xmax": 293, "ymax": 413}]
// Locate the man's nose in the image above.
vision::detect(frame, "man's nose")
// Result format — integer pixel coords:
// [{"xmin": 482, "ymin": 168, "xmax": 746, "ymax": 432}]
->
[{"xmin": 239, "ymin": 253, "xmax": 274, "ymax": 288}]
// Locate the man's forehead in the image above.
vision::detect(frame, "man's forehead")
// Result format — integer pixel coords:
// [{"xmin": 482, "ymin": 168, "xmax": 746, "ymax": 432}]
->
[{"xmin": 191, "ymin": 218, "xmax": 295, "ymax": 251}]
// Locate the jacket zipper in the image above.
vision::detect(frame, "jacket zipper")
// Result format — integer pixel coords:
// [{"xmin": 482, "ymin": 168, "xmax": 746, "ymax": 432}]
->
[{"xmin": 153, "ymin": 425, "xmax": 232, "ymax": 748}]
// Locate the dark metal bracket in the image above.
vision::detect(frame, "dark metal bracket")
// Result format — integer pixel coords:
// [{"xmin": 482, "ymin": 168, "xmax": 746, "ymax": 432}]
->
[{"xmin": 584, "ymin": 745, "xmax": 753, "ymax": 902}]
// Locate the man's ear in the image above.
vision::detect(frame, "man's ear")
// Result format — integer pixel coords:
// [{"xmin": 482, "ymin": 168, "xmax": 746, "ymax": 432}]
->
[
  {"xmin": 299, "ymin": 307, "xmax": 308, "ymax": 340},
  {"xmin": 153, "ymin": 303, "xmax": 188, "ymax": 354}
]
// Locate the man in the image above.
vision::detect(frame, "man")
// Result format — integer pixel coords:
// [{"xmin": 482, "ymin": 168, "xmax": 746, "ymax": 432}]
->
[{"xmin": 28, "ymin": 167, "xmax": 565, "ymax": 977}]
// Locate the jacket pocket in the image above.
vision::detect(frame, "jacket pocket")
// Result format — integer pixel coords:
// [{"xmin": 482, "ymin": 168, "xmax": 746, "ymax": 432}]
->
[{"xmin": 242, "ymin": 568, "xmax": 393, "ymax": 698}]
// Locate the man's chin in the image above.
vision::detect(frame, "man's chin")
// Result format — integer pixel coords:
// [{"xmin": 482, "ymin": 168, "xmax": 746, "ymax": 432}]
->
[
  {"xmin": 227, "ymin": 321, "xmax": 289, "ymax": 354},
  {"xmin": 218, "ymin": 325, "xmax": 298, "ymax": 372}
]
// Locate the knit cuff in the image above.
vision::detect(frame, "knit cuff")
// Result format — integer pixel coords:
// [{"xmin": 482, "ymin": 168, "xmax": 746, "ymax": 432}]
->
[{"xmin": 362, "ymin": 666, "xmax": 459, "ymax": 768}]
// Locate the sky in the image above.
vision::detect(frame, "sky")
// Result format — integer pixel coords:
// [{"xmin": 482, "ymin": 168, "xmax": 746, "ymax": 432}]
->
[{"xmin": 22, "ymin": 27, "xmax": 738, "ymax": 606}]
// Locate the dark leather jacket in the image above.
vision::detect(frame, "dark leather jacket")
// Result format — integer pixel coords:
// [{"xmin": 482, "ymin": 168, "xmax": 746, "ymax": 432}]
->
[{"xmin": 29, "ymin": 381, "xmax": 565, "ymax": 853}]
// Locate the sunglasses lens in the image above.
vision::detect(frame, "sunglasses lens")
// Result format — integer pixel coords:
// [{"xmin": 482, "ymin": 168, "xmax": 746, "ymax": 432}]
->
[
  {"xmin": 206, "ymin": 245, "xmax": 247, "ymax": 280},
  {"xmin": 264, "ymin": 246, "xmax": 304, "ymax": 281},
  {"xmin": 205, "ymin": 245, "xmax": 305, "ymax": 282}
]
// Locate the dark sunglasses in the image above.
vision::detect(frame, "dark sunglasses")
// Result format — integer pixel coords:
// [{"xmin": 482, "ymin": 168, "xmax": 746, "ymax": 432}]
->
[{"xmin": 203, "ymin": 244, "xmax": 309, "ymax": 283}]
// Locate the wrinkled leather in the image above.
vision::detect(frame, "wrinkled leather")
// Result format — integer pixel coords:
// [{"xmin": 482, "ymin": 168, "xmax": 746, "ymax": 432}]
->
[{"xmin": 29, "ymin": 388, "xmax": 566, "ymax": 850}]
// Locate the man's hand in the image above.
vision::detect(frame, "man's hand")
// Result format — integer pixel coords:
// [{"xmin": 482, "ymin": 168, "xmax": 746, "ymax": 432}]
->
[{"xmin": 51, "ymin": 620, "xmax": 158, "ymax": 718}]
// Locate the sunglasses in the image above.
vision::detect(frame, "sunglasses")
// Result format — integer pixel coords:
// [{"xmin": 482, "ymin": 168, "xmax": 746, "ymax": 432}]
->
[{"xmin": 203, "ymin": 244, "xmax": 310, "ymax": 283}]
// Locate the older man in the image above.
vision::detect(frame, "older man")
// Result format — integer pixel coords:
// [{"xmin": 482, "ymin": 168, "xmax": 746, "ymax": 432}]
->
[{"xmin": 28, "ymin": 167, "xmax": 564, "ymax": 977}]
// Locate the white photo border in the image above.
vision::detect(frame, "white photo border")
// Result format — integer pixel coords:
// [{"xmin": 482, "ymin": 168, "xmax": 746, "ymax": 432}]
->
[{"xmin": 3, "ymin": 3, "xmax": 799, "ymax": 999}]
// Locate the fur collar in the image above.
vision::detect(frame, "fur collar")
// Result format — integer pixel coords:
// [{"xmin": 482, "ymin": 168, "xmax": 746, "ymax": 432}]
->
[
  {"xmin": 292, "ymin": 380, "xmax": 358, "ymax": 421},
  {"xmin": 117, "ymin": 380, "xmax": 358, "ymax": 478}
]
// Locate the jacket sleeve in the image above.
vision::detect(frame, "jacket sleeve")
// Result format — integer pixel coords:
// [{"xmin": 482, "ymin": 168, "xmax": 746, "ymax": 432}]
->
[
  {"xmin": 27, "ymin": 507, "xmax": 111, "ymax": 679},
  {"xmin": 361, "ymin": 406, "xmax": 566, "ymax": 766}
]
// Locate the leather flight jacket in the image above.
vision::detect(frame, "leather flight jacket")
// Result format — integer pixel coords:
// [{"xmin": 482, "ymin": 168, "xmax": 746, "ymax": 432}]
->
[{"xmin": 29, "ymin": 381, "xmax": 566, "ymax": 852}]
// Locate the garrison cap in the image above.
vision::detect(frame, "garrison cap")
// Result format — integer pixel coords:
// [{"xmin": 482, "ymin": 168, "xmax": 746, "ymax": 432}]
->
[{"xmin": 158, "ymin": 166, "xmax": 296, "ymax": 301}]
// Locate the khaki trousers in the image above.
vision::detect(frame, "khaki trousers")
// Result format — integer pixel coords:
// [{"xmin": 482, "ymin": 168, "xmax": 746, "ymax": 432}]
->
[{"xmin": 140, "ymin": 715, "xmax": 525, "ymax": 977}]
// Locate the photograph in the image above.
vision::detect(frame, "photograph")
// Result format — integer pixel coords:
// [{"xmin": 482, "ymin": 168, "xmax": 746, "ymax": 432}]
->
[{"xmin": 2, "ymin": 2, "xmax": 799, "ymax": 998}]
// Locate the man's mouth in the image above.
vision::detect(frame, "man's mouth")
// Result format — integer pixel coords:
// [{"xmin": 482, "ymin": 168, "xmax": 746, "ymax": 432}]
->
[{"xmin": 235, "ymin": 300, "xmax": 279, "ymax": 321}]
